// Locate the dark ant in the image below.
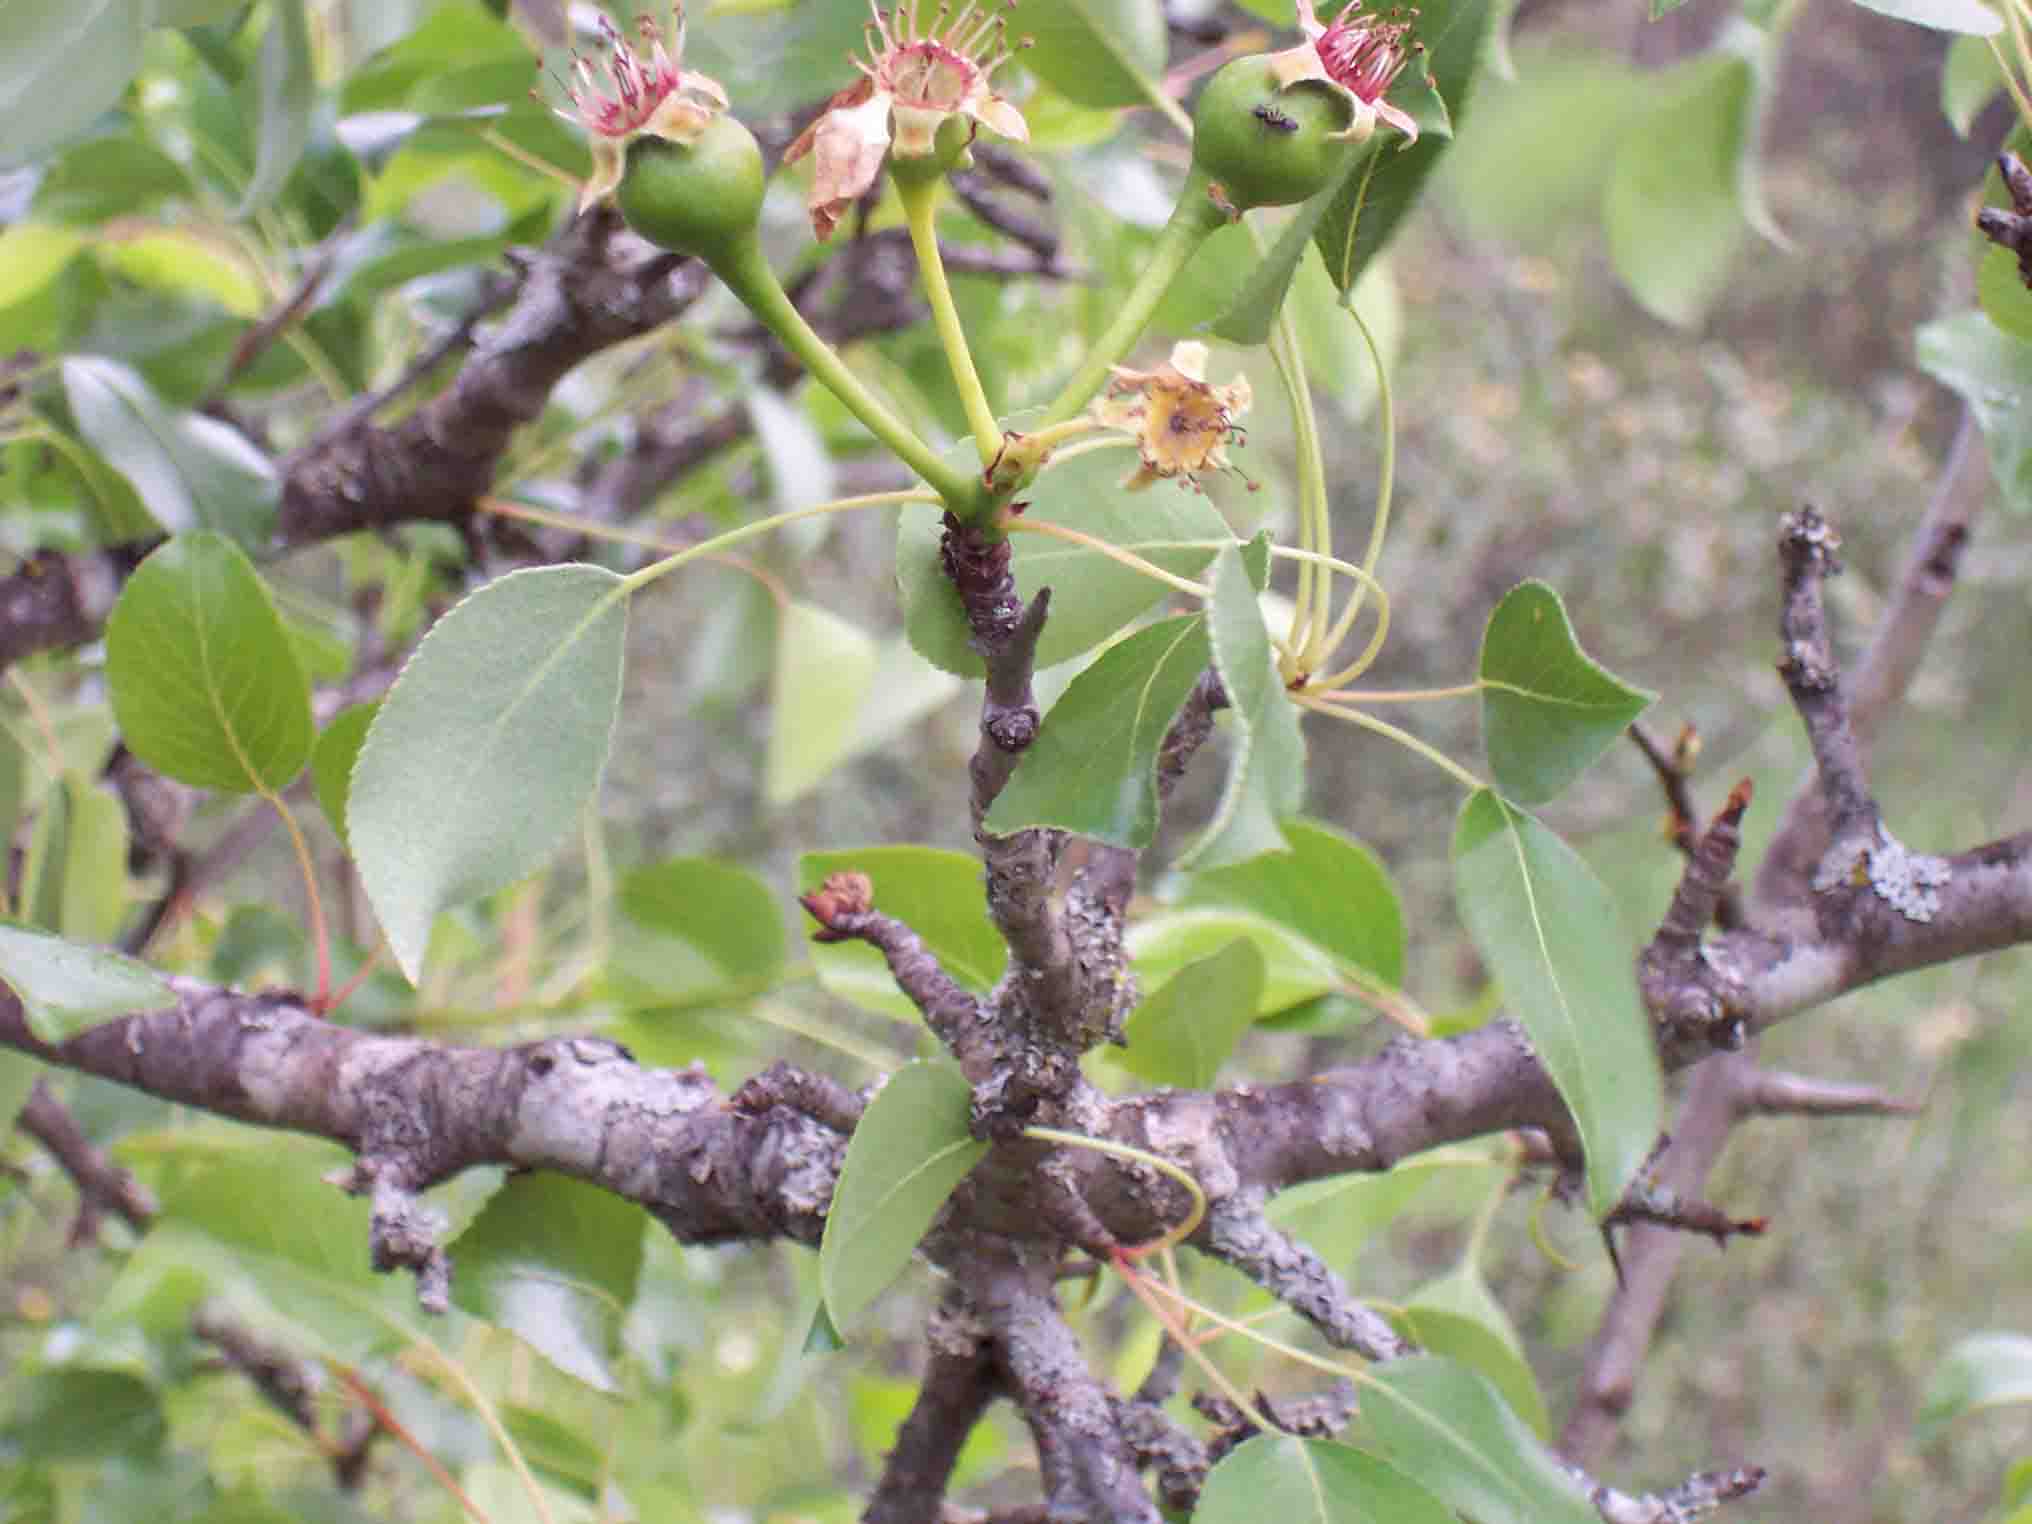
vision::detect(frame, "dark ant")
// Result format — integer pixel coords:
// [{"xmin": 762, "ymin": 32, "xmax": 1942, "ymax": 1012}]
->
[{"xmin": 1252, "ymin": 104, "xmax": 1298, "ymax": 134}]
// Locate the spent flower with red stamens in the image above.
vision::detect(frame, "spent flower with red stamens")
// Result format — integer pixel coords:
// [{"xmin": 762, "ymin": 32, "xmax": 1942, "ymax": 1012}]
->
[
  {"xmin": 784, "ymin": 0, "xmax": 1030, "ymax": 240},
  {"xmin": 555, "ymin": 5, "xmax": 730, "ymax": 211},
  {"xmin": 1267, "ymin": 0, "xmax": 1421, "ymax": 144}
]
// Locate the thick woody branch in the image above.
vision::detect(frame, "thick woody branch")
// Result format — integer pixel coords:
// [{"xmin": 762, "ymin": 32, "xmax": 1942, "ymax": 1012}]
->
[
  {"xmin": 282, "ymin": 212, "xmax": 701, "ymax": 547},
  {"xmin": 976, "ymin": 1248, "xmax": 1160, "ymax": 1524},
  {"xmin": 864, "ymin": 1288, "xmax": 1000, "ymax": 1524},
  {"xmin": 17, "ymin": 1078, "xmax": 157, "ymax": 1242},
  {"xmin": 0, "ymin": 215, "xmax": 702, "ymax": 678},
  {"xmin": 0, "ymin": 985, "xmax": 843, "ymax": 1295}
]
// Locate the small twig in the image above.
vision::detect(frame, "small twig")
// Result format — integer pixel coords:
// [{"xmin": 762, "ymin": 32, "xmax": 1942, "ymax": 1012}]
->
[
  {"xmin": 729, "ymin": 1059, "xmax": 865, "ymax": 1134},
  {"xmin": 1758, "ymin": 424, "xmax": 1983, "ymax": 907},
  {"xmin": 326, "ymin": 271, "xmax": 517, "ymax": 438},
  {"xmin": 1571, "ymin": 1462, "xmax": 1768, "ymax": 1524},
  {"xmin": 1736, "ymin": 1068, "xmax": 1921, "ymax": 1119},
  {"xmin": 1650, "ymin": 780, "xmax": 1754, "ymax": 959},
  {"xmin": 798, "ymin": 873, "xmax": 994, "ymax": 1079},
  {"xmin": 17, "ymin": 1079, "xmax": 157, "ymax": 1243},
  {"xmin": 207, "ymin": 227, "xmax": 348, "ymax": 407},
  {"xmin": 1604, "ymin": 1179, "xmax": 1767, "ymax": 1254},
  {"xmin": 1774, "ymin": 507, "xmax": 1875, "ymax": 844},
  {"xmin": 1113, "ymin": 1389, "xmax": 1208, "ymax": 1513},
  {"xmin": 192, "ymin": 1302, "xmax": 324, "ymax": 1437},
  {"xmin": 1200, "ymin": 1197, "xmax": 1409, "ymax": 1361}
]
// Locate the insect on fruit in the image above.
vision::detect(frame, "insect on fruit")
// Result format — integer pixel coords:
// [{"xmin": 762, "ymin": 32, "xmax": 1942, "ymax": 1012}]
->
[{"xmin": 1253, "ymin": 103, "xmax": 1299, "ymax": 133}]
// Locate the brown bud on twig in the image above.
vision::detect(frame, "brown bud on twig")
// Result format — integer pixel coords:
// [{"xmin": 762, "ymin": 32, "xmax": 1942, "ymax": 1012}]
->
[
  {"xmin": 799, "ymin": 871, "xmax": 874, "ymax": 940},
  {"xmin": 1977, "ymin": 151, "xmax": 2032, "ymax": 290}
]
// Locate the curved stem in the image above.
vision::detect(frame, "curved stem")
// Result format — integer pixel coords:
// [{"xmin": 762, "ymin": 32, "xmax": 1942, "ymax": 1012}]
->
[
  {"xmin": 1268, "ymin": 307, "xmax": 1331, "ymax": 672},
  {"xmin": 706, "ymin": 234, "xmax": 977, "ymax": 505},
  {"xmin": 1314, "ymin": 296, "xmax": 1396, "ymax": 669},
  {"xmin": 1022, "ymin": 1126, "xmax": 1208, "ymax": 1254},
  {"xmin": 1036, "ymin": 168, "xmax": 1229, "ymax": 429},
  {"xmin": 1112, "ymin": 1259, "xmax": 1279, "ymax": 1431},
  {"xmin": 264, "ymin": 790, "xmax": 331, "ymax": 1011},
  {"xmin": 898, "ymin": 175, "xmax": 1003, "ymax": 464},
  {"xmin": 615, "ymin": 492, "xmax": 923, "ymax": 596},
  {"xmin": 1293, "ymin": 693, "xmax": 1486, "ymax": 792},
  {"xmin": 1312, "ymin": 681, "xmax": 1481, "ymax": 704},
  {"xmin": 1004, "ymin": 517, "xmax": 1212, "ymax": 600}
]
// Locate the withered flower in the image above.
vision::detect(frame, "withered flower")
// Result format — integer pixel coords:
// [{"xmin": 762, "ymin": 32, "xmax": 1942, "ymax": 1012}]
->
[
  {"xmin": 1093, "ymin": 341, "xmax": 1253, "ymax": 492},
  {"xmin": 784, "ymin": 0, "xmax": 1029, "ymax": 240}
]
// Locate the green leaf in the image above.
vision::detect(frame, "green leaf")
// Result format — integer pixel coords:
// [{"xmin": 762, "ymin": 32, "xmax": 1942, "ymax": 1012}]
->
[
  {"xmin": 500, "ymin": 1404, "xmax": 607, "ymax": 1499},
  {"xmin": 1398, "ymin": 1266, "xmax": 1549, "ymax": 1438},
  {"xmin": 679, "ymin": 0, "xmax": 876, "ymax": 116},
  {"xmin": 1181, "ymin": 545, "xmax": 1306, "ymax": 869},
  {"xmin": 1119, "ymin": 938, "xmax": 1265, "ymax": 1089},
  {"xmin": 2007, "ymin": 1457, "xmax": 2032, "ymax": 1509},
  {"xmin": 765, "ymin": 602, "xmax": 880, "ymax": 807},
  {"xmin": 1018, "ymin": 0, "xmax": 1168, "ymax": 110},
  {"xmin": 1315, "ymin": 0, "xmax": 1494, "ymax": 297},
  {"xmin": 450, "ymin": 1172, "xmax": 646, "ymax": 1393},
  {"xmin": 1268, "ymin": 1144, "xmax": 1496, "ymax": 1273},
  {"xmin": 237, "ymin": 0, "xmax": 316, "ymax": 216},
  {"xmin": 1917, "ymin": 309, "xmax": 2032, "ymax": 512},
  {"xmin": 311, "ymin": 703, "xmax": 378, "ymax": 852},
  {"xmin": 0, "ymin": 922, "xmax": 172, "ymax": 1041},
  {"xmin": 1850, "ymin": 0, "xmax": 1999, "ymax": 31},
  {"xmin": 62, "ymin": 357, "xmax": 280, "ymax": 544},
  {"xmin": 0, "ymin": 0, "xmax": 144, "ymax": 169},
  {"xmin": 1184, "ymin": 818, "xmax": 1404, "ymax": 987},
  {"xmin": 351, "ymin": 565, "xmax": 629, "ymax": 983},
  {"xmin": 1364, "ymin": 1356, "xmax": 1597, "ymax": 1524},
  {"xmin": 1603, "ymin": 25, "xmax": 1780, "ymax": 328},
  {"xmin": 1477, "ymin": 581, "xmax": 1654, "ymax": 805},
  {"xmin": 799, "ymin": 847, "xmax": 1005, "ymax": 1022},
  {"xmin": 1943, "ymin": 32, "xmax": 2004, "ymax": 135},
  {"xmin": 107, "ymin": 534, "xmax": 315, "ymax": 795},
  {"xmin": 614, "ymin": 855, "xmax": 786, "ymax": 1001},
  {"xmin": 1209, "ymin": 187, "xmax": 1343, "ymax": 347},
  {"xmin": 1128, "ymin": 908, "xmax": 1339, "ymax": 1018},
  {"xmin": 820, "ymin": 1059, "xmax": 987, "ymax": 1332},
  {"xmin": 2, "ymin": 1369, "xmax": 163, "ymax": 1463},
  {"xmin": 20, "ymin": 774, "xmax": 129, "ymax": 945},
  {"xmin": 1918, "ymin": 1333, "xmax": 2032, "ymax": 1441},
  {"xmin": 33, "ymin": 138, "xmax": 193, "ymax": 225},
  {"xmin": 1451, "ymin": 792, "xmax": 1662, "ymax": 1217},
  {"xmin": 984, "ymin": 614, "xmax": 1210, "ymax": 846},
  {"xmin": 102, "ymin": 1134, "xmax": 430, "ymax": 1362},
  {"xmin": 1199, "ymin": 1435, "xmax": 1455, "ymax": 1524},
  {"xmin": 897, "ymin": 451, "xmax": 1229, "ymax": 676}
]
